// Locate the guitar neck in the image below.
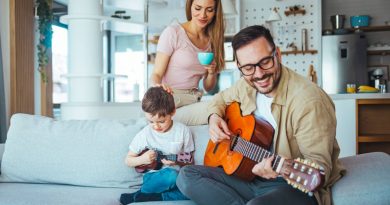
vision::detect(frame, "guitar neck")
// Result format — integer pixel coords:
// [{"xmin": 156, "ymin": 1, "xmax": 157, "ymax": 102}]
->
[
  {"xmin": 233, "ymin": 137, "xmax": 284, "ymax": 173},
  {"xmin": 159, "ymin": 154, "xmax": 177, "ymax": 162}
]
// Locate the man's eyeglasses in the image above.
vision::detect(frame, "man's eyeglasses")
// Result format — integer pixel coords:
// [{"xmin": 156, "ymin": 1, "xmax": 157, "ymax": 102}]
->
[{"xmin": 238, "ymin": 50, "xmax": 276, "ymax": 76}]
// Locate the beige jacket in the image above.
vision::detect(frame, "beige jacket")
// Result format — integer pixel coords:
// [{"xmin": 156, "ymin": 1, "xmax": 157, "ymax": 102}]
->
[{"xmin": 208, "ymin": 66, "xmax": 345, "ymax": 205}]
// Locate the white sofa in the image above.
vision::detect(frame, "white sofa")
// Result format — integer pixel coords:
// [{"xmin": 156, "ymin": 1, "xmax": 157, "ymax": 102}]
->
[{"xmin": 0, "ymin": 113, "xmax": 389, "ymax": 205}]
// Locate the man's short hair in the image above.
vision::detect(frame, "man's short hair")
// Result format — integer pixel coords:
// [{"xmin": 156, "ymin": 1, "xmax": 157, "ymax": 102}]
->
[
  {"xmin": 141, "ymin": 87, "xmax": 175, "ymax": 117},
  {"xmin": 232, "ymin": 25, "xmax": 276, "ymax": 53}
]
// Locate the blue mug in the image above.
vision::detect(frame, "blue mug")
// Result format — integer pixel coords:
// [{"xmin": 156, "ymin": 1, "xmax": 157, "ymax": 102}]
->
[{"xmin": 197, "ymin": 52, "xmax": 214, "ymax": 65}]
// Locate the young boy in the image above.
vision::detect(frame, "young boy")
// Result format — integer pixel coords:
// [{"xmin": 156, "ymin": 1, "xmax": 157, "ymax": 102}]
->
[{"xmin": 120, "ymin": 87, "xmax": 194, "ymax": 204}]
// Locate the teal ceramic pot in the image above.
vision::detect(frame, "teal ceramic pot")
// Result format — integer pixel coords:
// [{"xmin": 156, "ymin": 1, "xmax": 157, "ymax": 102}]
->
[
  {"xmin": 197, "ymin": 52, "xmax": 214, "ymax": 65},
  {"xmin": 350, "ymin": 15, "xmax": 370, "ymax": 28}
]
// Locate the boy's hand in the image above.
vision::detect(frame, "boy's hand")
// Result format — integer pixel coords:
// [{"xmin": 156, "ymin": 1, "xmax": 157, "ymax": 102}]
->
[
  {"xmin": 141, "ymin": 149, "xmax": 157, "ymax": 165},
  {"xmin": 161, "ymin": 159, "xmax": 176, "ymax": 166}
]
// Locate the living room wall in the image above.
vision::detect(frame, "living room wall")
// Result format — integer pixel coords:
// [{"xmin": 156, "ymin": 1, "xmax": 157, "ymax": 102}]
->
[
  {"xmin": 0, "ymin": 39, "xmax": 6, "ymax": 143},
  {"xmin": 0, "ymin": 0, "xmax": 10, "ymax": 135}
]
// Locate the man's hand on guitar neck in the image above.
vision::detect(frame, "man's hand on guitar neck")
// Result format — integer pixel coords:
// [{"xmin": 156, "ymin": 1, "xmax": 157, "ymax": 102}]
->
[
  {"xmin": 252, "ymin": 155, "xmax": 278, "ymax": 179},
  {"xmin": 208, "ymin": 113, "xmax": 232, "ymax": 143}
]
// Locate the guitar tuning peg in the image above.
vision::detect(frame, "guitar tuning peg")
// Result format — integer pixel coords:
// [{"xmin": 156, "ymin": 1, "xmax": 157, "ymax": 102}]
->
[
  {"xmin": 293, "ymin": 183, "xmax": 298, "ymax": 189},
  {"xmin": 308, "ymin": 192, "xmax": 313, "ymax": 197},
  {"xmin": 303, "ymin": 159, "xmax": 309, "ymax": 165},
  {"xmin": 296, "ymin": 157, "xmax": 301, "ymax": 162}
]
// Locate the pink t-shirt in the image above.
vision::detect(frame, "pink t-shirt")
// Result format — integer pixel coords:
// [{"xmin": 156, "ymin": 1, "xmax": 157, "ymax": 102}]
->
[{"xmin": 157, "ymin": 23, "xmax": 211, "ymax": 89}]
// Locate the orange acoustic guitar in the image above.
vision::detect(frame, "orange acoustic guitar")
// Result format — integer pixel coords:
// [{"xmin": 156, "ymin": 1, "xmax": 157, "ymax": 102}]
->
[{"xmin": 204, "ymin": 102, "xmax": 324, "ymax": 195}]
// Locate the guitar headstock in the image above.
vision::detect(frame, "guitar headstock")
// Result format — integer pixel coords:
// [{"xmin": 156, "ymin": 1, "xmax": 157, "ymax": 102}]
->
[
  {"xmin": 176, "ymin": 152, "xmax": 193, "ymax": 164},
  {"xmin": 281, "ymin": 158, "xmax": 325, "ymax": 195}
]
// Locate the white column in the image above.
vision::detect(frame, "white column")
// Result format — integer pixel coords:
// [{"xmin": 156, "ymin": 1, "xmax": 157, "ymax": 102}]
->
[{"xmin": 67, "ymin": 0, "xmax": 103, "ymax": 103}]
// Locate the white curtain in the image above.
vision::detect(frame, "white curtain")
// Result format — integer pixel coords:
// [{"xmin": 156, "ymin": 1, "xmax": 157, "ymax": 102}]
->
[{"xmin": 0, "ymin": 38, "xmax": 6, "ymax": 143}]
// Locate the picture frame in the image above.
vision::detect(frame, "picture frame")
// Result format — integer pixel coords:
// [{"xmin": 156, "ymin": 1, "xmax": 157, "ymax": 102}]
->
[{"xmin": 368, "ymin": 65, "xmax": 389, "ymax": 81}]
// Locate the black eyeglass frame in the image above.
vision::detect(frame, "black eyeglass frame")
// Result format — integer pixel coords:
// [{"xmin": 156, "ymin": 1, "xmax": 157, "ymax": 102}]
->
[{"xmin": 237, "ymin": 49, "xmax": 277, "ymax": 76}]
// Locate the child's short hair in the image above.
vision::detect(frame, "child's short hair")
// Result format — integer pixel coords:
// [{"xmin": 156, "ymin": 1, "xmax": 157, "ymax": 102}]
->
[{"xmin": 141, "ymin": 87, "xmax": 175, "ymax": 117}]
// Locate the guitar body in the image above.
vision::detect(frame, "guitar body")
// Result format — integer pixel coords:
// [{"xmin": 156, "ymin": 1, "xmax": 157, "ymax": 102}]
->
[{"xmin": 204, "ymin": 102, "xmax": 274, "ymax": 181}]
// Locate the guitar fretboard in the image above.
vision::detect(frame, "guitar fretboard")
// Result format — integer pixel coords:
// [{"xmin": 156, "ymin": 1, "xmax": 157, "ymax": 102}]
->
[
  {"xmin": 157, "ymin": 153, "xmax": 177, "ymax": 162},
  {"xmin": 233, "ymin": 137, "xmax": 282, "ymax": 171}
]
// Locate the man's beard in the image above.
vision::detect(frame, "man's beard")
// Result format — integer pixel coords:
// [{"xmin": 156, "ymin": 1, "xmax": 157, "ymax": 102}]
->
[{"xmin": 251, "ymin": 63, "xmax": 282, "ymax": 94}]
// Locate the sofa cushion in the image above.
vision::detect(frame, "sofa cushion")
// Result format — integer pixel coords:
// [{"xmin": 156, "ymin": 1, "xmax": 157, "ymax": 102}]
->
[
  {"xmin": 0, "ymin": 114, "xmax": 144, "ymax": 188},
  {"xmin": 332, "ymin": 152, "xmax": 390, "ymax": 205},
  {"xmin": 0, "ymin": 182, "xmax": 131, "ymax": 205}
]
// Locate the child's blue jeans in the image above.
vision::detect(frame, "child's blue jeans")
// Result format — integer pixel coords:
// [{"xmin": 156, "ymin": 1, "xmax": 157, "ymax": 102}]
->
[{"xmin": 141, "ymin": 167, "xmax": 188, "ymax": 201}]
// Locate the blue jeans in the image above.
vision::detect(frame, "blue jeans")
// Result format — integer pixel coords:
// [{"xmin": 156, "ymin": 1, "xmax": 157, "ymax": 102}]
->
[{"xmin": 141, "ymin": 168, "xmax": 188, "ymax": 201}]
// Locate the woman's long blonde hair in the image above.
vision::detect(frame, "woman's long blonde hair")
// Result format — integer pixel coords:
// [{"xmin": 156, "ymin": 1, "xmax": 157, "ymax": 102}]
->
[{"xmin": 186, "ymin": 0, "xmax": 225, "ymax": 72}]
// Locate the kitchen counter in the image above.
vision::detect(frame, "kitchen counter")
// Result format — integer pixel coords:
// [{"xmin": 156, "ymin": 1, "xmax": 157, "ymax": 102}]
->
[{"xmin": 330, "ymin": 93, "xmax": 390, "ymax": 100}]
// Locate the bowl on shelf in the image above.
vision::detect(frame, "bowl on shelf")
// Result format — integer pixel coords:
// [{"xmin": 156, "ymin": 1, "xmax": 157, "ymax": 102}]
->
[{"xmin": 350, "ymin": 15, "xmax": 370, "ymax": 28}]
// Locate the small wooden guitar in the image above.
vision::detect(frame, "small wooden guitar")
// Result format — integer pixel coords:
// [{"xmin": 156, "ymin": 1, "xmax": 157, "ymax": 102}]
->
[
  {"xmin": 204, "ymin": 102, "xmax": 324, "ymax": 195},
  {"xmin": 135, "ymin": 149, "xmax": 193, "ymax": 173}
]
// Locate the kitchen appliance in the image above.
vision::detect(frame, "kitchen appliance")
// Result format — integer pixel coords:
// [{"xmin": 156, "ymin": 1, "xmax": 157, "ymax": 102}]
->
[
  {"xmin": 371, "ymin": 68, "xmax": 384, "ymax": 89},
  {"xmin": 322, "ymin": 33, "xmax": 368, "ymax": 94}
]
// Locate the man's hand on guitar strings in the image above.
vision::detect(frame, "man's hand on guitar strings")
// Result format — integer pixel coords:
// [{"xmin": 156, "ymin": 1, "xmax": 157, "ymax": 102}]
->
[
  {"xmin": 208, "ymin": 113, "xmax": 232, "ymax": 143},
  {"xmin": 252, "ymin": 155, "xmax": 278, "ymax": 179}
]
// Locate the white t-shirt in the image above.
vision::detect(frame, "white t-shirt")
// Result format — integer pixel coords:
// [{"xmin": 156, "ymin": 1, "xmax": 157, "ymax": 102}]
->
[
  {"xmin": 129, "ymin": 121, "xmax": 194, "ymax": 156},
  {"xmin": 254, "ymin": 93, "xmax": 277, "ymax": 129}
]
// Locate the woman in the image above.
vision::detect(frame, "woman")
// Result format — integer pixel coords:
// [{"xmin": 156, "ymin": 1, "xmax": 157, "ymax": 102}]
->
[{"xmin": 150, "ymin": 0, "xmax": 225, "ymax": 112}]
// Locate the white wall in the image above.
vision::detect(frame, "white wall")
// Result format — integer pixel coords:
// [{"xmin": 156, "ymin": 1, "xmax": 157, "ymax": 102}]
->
[
  {"xmin": 0, "ymin": 0, "xmax": 10, "ymax": 129},
  {"xmin": 148, "ymin": 0, "xmax": 186, "ymax": 34}
]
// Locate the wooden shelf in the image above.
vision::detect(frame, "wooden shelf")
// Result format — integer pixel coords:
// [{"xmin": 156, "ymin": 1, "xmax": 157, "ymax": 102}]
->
[
  {"xmin": 348, "ymin": 25, "xmax": 390, "ymax": 32},
  {"xmin": 284, "ymin": 9, "xmax": 306, "ymax": 16},
  {"xmin": 281, "ymin": 50, "xmax": 317, "ymax": 55},
  {"xmin": 148, "ymin": 39, "xmax": 159, "ymax": 44},
  {"xmin": 368, "ymin": 50, "xmax": 390, "ymax": 56}
]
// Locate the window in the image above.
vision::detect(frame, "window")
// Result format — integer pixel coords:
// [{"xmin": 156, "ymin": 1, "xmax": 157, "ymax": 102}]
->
[
  {"xmin": 52, "ymin": 25, "xmax": 68, "ymax": 104},
  {"xmin": 110, "ymin": 33, "xmax": 146, "ymax": 102},
  {"xmin": 51, "ymin": 27, "xmax": 147, "ymax": 111}
]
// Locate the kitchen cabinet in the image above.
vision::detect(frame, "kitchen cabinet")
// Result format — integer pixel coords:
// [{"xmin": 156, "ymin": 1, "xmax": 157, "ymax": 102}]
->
[
  {"xmin": 334, "ymin": 99, "xmax": 357, "ymax": 157},
  {"xmin": 356, "ymin": 99, "xmax": 390, "ymax": 154},
  {"xmin": 331, "ymin": 94, "xmax": 390, "ymax": 156}
]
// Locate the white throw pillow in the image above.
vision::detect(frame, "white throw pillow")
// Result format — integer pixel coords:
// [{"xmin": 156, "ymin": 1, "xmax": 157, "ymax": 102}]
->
[{"xmin": 0, "ymin": 114, "xmax": 145, "ymax": 188}]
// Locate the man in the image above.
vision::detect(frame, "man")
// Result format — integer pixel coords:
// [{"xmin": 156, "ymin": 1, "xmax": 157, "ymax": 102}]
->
[{"xmin": 176, "ymin": 25, "xmax": 345, "ymax": 205}]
